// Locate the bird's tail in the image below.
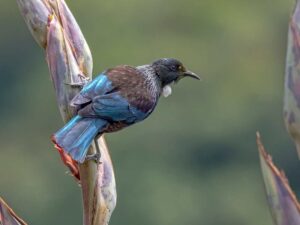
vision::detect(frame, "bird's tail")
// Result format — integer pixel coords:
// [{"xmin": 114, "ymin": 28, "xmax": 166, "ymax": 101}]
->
[{"xmin": 51, "ymin": 115, "xmax": 108, "ymax": 163}]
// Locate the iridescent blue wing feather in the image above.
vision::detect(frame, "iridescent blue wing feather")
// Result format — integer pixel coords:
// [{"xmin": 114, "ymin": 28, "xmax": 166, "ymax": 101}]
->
[
  {"xmin": 78, "ymin": 92, "xmax": 146, "ymax": 123},
  {"xmin": 70, "ymin": 74, "xmax": 113, "ymax": 107}
]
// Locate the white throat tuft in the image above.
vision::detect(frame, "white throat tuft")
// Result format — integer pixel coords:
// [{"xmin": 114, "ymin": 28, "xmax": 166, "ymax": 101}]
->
[{"xmin": 162, "ymin": 85, "xmax": 172, "ymax": 97}]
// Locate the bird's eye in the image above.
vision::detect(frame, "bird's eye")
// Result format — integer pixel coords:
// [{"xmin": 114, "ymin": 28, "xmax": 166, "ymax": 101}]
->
[{"xmin": 172, "ymin": 65, "xmax": 182, "ymax": 71}]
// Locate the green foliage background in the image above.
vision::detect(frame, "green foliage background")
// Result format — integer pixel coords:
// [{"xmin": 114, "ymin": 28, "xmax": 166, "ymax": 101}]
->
[{"xmin": 0, "ymin": 0, "xmax": 299, "ymax": 224}]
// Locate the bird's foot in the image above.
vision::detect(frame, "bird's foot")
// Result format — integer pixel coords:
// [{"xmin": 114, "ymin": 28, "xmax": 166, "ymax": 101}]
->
[
  {"xmin": 85, "ymin": 153, "xmax": 101, "ymax": 164},
  {"xmin": 78, "ymin": 73, "xmax": 91, "ymax": 84}
]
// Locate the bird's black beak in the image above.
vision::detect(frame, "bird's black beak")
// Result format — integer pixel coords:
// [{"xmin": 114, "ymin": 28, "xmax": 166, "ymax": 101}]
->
[
  {"xmin": 183, "ymin": 70, "xmax": 201, "ymax": 80},
  {"xmin": 174, "ymin": 70, "xmax": 201, "ymax": 83}
]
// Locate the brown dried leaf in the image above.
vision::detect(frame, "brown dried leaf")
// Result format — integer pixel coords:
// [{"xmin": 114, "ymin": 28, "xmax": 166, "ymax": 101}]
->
[
  {"xmin": 0, "ymin": 197, "xmax": 27, "ymax": 225},
  {"xmin": 16, "ymin": 0, "xmax": 51, "ymax": 48},
  {"xmin": 48, "ymin": 0, "xmax": 93, "ymax": 76},
  {"xmin": 284, "ymin": 0, "xmax": 300, "ymax": 158},
  {"xmin": 257, "ymin": 133, "xmax": 300, "ymax": 225}
]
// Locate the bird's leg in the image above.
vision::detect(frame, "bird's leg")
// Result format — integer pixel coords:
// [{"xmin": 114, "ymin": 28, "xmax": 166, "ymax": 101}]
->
[{"xmin": 85, "ymin": 138, "xmax": 101, "ymax": 164}]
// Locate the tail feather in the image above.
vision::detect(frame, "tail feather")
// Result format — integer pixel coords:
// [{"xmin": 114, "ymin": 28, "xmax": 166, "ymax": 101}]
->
[{"xmin": 52, "ymin": 115, "xmax": 107, "ymax": 163}]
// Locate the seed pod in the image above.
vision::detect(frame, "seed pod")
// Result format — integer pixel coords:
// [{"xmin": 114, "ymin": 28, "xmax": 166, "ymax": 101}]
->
[
  {"xmin": 48, "ymin": 0, "xmax": 93, "ymax": 76},
  {"xmin": 16, "ymin": 0, "xmax": 51, "ymax": 48}
]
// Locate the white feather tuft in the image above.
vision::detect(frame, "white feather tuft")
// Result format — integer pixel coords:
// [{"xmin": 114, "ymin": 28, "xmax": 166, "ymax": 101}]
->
[{"xmin": 162, "ymin": 85, "xmax": 172, "ymax": 97}]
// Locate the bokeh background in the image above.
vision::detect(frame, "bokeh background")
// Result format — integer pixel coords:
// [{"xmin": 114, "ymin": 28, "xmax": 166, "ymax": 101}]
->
[{"xmin": 1, "ymin": 0, "xmax": 299, "ymax": 224}]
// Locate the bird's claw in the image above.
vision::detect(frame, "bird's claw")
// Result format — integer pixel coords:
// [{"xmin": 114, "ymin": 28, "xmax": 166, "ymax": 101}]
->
[
  {"xmin": 64, "ymin": 73, "xmax": 90, "ymax": 87},
  {"xmin": 85, "ymin": 153, "xmax": 101, "ymax": 164},
  {"xmin": 78, "ymin": 73, "xmax": 90, "ymax": 83}
]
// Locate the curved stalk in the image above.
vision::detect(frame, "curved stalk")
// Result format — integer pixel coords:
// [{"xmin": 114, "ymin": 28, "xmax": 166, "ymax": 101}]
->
[{"xmin": 17, "ymin": 1, "xmax": 117, "ymax": 224}]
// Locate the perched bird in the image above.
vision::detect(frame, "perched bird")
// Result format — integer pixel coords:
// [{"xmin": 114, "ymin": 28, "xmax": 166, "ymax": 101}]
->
[{"xmin": 51, "ymin": 58, "xmax": 199, "ymax": 163}]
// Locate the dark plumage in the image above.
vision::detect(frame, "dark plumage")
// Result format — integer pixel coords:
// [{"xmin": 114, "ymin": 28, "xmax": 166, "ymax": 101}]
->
[{"xmin": 51, "ymin": 58, "xmax": 200, "ymax": 163}]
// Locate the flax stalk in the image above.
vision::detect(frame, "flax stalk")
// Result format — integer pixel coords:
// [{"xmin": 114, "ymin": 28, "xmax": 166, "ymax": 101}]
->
[
  {"xmin": 17, "ymin": 1, "xmax": 117, "ymax": 224},
  {"xmin": 284, "ymin": 0, "xmax": 300, "ymax": 158}
]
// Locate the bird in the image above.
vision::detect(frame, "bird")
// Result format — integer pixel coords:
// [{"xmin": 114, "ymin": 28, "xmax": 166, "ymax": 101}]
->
[{"xmin": 51, "ymin": 58, "xmax": 200, "ymax": 163}]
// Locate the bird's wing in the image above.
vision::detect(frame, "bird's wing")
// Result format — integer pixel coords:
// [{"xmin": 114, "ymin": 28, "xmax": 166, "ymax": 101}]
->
[
  {"xmin": 70, "ymin": 73, "xmax": 113, "ymax": 107},
  {"xmin": 72, "ymin": 65, "xmax": 150, "ymax": 122},
  {"xmin": 78, "ymin": 92, "xmax": 146, "ymax": 123}
]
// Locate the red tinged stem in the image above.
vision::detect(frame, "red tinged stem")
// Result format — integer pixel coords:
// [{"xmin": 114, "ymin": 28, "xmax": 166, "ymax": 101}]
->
[{"xmin": 51, "ymin": 135, "xmax": 80, "ymax": 181}]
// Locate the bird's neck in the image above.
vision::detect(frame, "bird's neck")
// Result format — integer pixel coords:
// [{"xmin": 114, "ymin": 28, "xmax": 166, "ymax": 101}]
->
[
  {"xmin": 136, "ymin": 65, "xmax": 162, "ymax": 96},
  {"xmin": 136, "ymin": 64, "xmax": 173, "ymax": 98}
]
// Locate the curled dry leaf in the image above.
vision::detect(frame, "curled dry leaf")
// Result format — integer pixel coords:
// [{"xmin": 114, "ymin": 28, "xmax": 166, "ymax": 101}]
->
[
  {"xmin": 284, "ymin": 0, "xmax": 300, "ymax": 158},
  {"xmin": 46, "ymin": 14, "xmax": 85, "ymax": 121},
  {"xmin": 16, "ymin": 0, "xmax": 52, "ymax": 48},
  {"xmin": 91, "ymin": 137, "xmax": 117, "ymax": 225},
  {"xmin": 48, "ymin": 0, "xmax": 93, "ymax": 76},
  {"xmin": 257, "ymin": 133, "xmax": 300, "ymax": 225},
  {"xmin": 0, "ymin": 197, "xmax": 27, "ymax": 225},
  {"xmin": 16, "ymin": 0, "xmax": 93, "ymax": 75}
]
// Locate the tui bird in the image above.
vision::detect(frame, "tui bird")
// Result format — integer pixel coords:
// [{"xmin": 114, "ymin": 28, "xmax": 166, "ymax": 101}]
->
[{"xmin": 51, "ymin": 58, "xmax": 200, "ymax": 163}]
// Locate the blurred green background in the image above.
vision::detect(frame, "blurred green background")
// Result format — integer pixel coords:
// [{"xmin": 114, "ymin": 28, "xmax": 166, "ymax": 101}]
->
[{"xmin": 1, "ymin": 0, "xmax": 299, "ymax": 224}]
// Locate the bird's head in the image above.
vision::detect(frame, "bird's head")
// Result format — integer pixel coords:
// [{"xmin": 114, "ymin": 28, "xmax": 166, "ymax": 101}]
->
[{"xmin": 152, "ymin": 58, "xmax": 200, "ymax": 97}]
